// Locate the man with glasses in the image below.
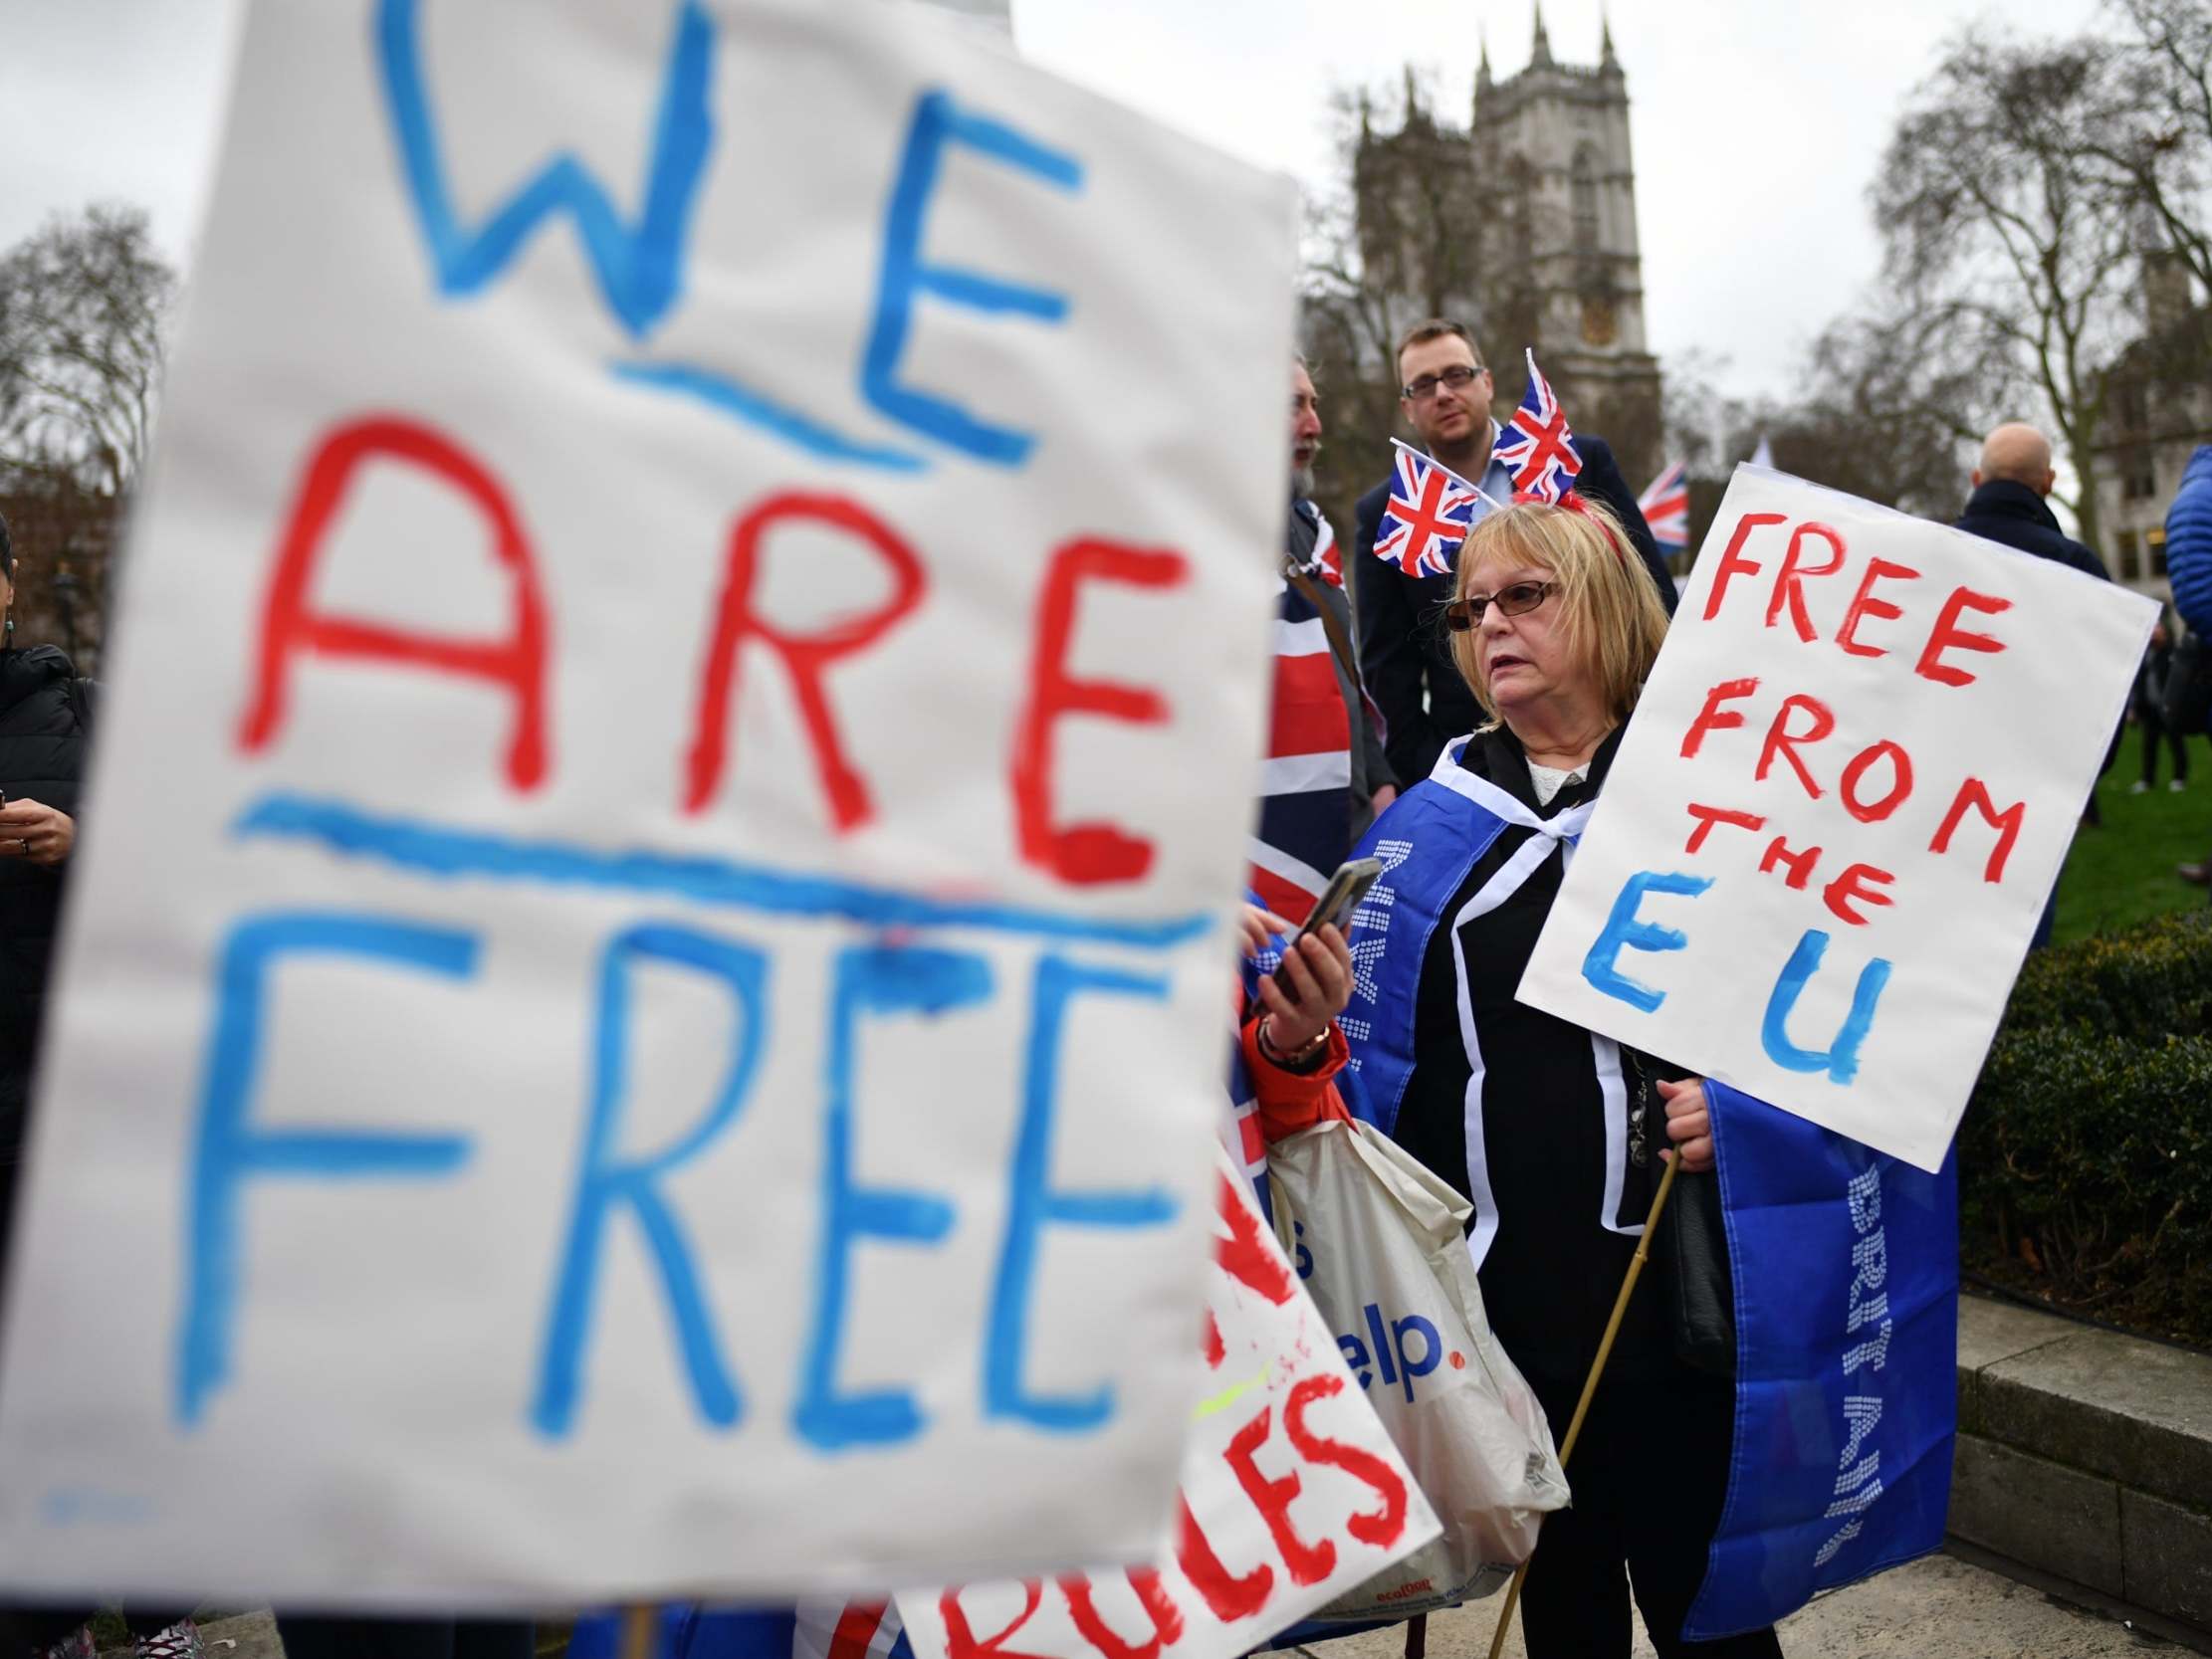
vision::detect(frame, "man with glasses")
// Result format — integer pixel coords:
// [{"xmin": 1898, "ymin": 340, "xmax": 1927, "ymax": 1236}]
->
[{"xmin": 1351, "ymin": 319, "xmax": 1672, "ymax": 786}]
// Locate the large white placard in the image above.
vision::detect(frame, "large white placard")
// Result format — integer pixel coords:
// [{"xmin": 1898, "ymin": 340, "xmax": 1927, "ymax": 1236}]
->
[
  {"xmin": 1520, "ymin": 469, "xmax": 2155, "ymax": 1171},
  {"xmin": 898, "ymin": 1153, "xmax": 1440, "ymax": 1659},
  {"xmin": 0, "ymin": 0, "xmax": 1296, "ymax": 1605}
]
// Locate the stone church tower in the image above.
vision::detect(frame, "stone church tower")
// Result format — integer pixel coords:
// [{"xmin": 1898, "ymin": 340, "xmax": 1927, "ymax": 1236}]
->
[{"xmin": 1354, "ymin": 6, "xmax": 1664, "ymax": 482}]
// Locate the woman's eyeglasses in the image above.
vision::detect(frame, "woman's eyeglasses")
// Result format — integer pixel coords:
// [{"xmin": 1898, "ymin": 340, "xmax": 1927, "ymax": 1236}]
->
[{"xmin": 1443, "ymin": 580, "xmax": 1557, "ymax": 632}]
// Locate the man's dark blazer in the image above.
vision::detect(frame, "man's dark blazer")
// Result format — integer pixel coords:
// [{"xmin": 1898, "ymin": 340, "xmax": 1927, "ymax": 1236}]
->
[{"xmin": 1351, "ymin": 434, "xmax": 1675, "ymax": 786}]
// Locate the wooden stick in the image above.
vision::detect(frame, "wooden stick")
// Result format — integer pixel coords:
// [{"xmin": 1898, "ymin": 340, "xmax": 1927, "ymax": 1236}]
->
[
  {"xmin": 1485, "ymin": 1151, "xmax": 1683, "ymax": 1659},
  {"xmin": 620, "ymin": 1603, "xmax": 660, "ymax": 1659}
]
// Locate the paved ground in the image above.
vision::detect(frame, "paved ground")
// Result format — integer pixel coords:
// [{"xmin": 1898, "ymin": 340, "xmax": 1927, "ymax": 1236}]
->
[
  {"xmin": 1294, "ymin": 1550, "xmax": 2188, "ymax": 1658},
  {"xmin": 182, "ymin": 1550, "xmax": 2197, "ymax": 1659}
]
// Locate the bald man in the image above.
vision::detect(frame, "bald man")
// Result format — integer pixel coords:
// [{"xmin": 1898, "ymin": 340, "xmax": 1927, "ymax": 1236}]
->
[
  {"xmin": 1954, "ymin": 423, "xmax": 2119, "ymax": 943},
  {"xmin": 1954, "ymin": 422, "xmax": 2111, "ymax": 582}
]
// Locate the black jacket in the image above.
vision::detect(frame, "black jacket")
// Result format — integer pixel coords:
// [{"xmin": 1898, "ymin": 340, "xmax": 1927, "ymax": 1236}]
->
[
  {"xmin": 1390, "ymin": 723, "xmax": 1673, "ymax": 1385},
  {"xmin": 0, "ymin": 647, "xmax": 90, "ymax": 1117},
  {"xmin": 1952, "ymin": 479, "xmax": 2111, "ymax": 581},
  {"xmin": 1351, "ymin": 434, "xmax": 1674, "ymax": 786},
  {"xmin": 1954, "ymin": 480, "xmax": 2122, "ymax": 776}
]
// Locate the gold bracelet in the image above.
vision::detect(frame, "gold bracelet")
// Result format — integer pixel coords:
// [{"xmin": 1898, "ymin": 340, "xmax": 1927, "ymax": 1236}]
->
[{"xmin": 1258, "ymin": 1016, "xmax": 1327, "ymax": 1067}]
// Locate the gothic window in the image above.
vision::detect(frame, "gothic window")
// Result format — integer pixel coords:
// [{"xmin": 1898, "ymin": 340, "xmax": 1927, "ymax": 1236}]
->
[{"xmin": 1572, "ymin": 147, "xmax": 1600, "ymax": 252}]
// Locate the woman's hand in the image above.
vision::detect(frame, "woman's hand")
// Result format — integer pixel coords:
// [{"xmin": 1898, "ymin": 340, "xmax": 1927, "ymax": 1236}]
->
[
  {"xmin": 1658, "ymin": 1076, "xmax": 1714, "ymax": 1173},
  {"xmin": 1255, "ymin": 924, "xmax": 1352, "ymax": 1057},
  {"xmin": 0, "ymin": 798, "xmax": 75, "ymax": 867},
  {"xmin": 1238, "ymin": 904, "xmax": 1292, "ymax": 958}
]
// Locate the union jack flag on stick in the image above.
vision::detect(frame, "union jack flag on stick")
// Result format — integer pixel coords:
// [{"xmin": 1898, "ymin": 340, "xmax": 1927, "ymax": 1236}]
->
[
  {"xmin": 1373, "ymin": 440, "xmax": 1491, "ymax": 577},
  {"xmin": 1638, "ymin": 459, "xmax": 1689, "ymax": 551},
  {"xmin": 1494, "ymin": 349, "xmax": 1582, "ymax": 503}
]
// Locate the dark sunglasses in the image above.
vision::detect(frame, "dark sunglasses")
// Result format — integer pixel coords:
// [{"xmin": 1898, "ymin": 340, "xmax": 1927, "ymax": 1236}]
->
[{"xmin": 1443, "ymin": 579, "xmax": 1557, "ymax": 631}]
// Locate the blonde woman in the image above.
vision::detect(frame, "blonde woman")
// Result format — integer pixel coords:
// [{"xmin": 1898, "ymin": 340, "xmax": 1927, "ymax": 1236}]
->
[{"xmin": 1340, "ymin": 498, "xmax": 1778, "ymax": 1658}]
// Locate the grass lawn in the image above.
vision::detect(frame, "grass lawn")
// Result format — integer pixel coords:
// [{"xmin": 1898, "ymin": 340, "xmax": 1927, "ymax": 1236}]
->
[{"xmin": 2052, "ymin": 723, "xmax": 2212, "ymax": 944}]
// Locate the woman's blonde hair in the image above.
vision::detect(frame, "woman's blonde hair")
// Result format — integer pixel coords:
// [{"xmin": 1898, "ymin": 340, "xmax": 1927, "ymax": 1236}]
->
[{"xmin": 1448, "ymin": 498, "xmax": 1670, "ymax": 727}]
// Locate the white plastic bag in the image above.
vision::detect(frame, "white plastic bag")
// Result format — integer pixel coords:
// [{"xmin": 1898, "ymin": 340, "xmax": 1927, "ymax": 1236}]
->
[{"xmin": 1267, "ymin": 1119, "xmax": 1568, "ymax": 1618}]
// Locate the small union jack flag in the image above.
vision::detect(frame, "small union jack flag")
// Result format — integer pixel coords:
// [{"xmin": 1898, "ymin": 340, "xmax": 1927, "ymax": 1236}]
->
[
  {"xmin": 1638, "ymin": 459, "xmax": 1689, "ymax": 551},
  {"xmin": 1495, "ymin": 349, "xmax": 1582, "ymax": 503},
  {"xmin": 1373, "ymin": 445, "xmax": 1478, "ymax": 577}
]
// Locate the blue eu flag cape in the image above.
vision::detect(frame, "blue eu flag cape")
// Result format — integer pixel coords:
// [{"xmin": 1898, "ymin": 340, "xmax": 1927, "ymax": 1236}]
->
[
  {"xmin": 1332, "ymin": 749, "xmax": 1959, "ymax": 1638},
  {"xmin": 1683, "ymin": 1082, "xmax": 1957, "ymax": 1639}
]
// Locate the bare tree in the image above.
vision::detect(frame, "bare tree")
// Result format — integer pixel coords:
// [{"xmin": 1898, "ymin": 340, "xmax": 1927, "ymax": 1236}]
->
[
  {"xmin": 2088, "ymin": 0, "xmax": 2212, "ymax": 298},
  {"xmin": 0, "ymin": 205, "xmax": 175, "ymax": 498},
  {"xmin": 1876, "ymin": 32, "xmax": 2137, "ymax": 552}
]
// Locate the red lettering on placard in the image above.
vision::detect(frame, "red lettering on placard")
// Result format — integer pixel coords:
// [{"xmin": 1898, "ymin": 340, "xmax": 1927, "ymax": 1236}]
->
[
  {"xmin": 1282, "ymin": 1372, "xmax": 1410, "ymax": 1548},
  {"xmin": 1225, "ymin": 1406, "xmax": 1335, "ymax": 1586},
  {"xmin": 1840, "ymin": 740, "xmax": 1915, "ymax": 823},
  {"xmin": 1836, "ymin": 558, "xmax": 1921, "ymax": 659},
  {"xmin": 1214, "ymin": 1174, "xmax": 1296, "ymax": 1306},
  {"xmin": 684, "ymin": 493, "xmax": 925, "ymax": 829},
  {"xmin": 239, "ymin": 418, "xmax": 552, "ymax": 789},
  {"xmin": 1703, "ymin": 513, "xmax": 1786, "ymax": 620},
  {"xmin": 1915, "ymin": 587, "xmax": 2012, "ymax": 687},
  {"xmin": 940, "ymin": 1584, "xmax": 1051, "ymax": 1659},
  {"xmin": 1681, "ymin": 678, "xmax": 1762, "ymax": 759},
  {"xmin": 1176, "ymin": 1496, "xmax": 1273, "ymax": 1622},
  {"xmin": 1767, "ymin": 522, "xmax": 1847, "ymax": 642},
  {"xmin": 1760, "ymin": 837, "xmax": 1822, "ymax": 891},
  {"xmin": 1822, "ymin": 863, "xmax": 1896, "ymax": 926},
  {"xmin": 1684, "ymin": 802, "xmax": 1766, "ymax": 854},
  {"xmin": 1012, "ymin": 540, "xmax": 1186, "ymax": 885},
  {"xmin": 1756, "ymin": 694, "xmax": 1835, "ymax": 799},
  {"xmin": 1060, "ymin": 1570, "xmax": 1185, "ymax": 1659},
  {"xmin": 1202, "ymin": 1312, "xmax": 1225, "ymax": 1369},
  {"xmin": 1929, "ymin": 777, "xmax": 2025, "ymax": 882}
]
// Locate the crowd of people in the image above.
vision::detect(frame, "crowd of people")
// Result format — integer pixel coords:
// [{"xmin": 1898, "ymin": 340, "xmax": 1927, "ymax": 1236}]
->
[
  {"xmin": 2, "ymin": 320, "xmax": 2210, "ymax": 1659},
  {"xmin": 1241, "ymin": 323, "xmax": 2212, "ymax": 1655}
]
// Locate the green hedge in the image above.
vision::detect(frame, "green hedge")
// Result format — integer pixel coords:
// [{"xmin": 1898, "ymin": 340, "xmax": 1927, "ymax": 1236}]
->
[{"xmin": 1962, "ymin": 912, "xmax": 2212, "ymax": 1348}]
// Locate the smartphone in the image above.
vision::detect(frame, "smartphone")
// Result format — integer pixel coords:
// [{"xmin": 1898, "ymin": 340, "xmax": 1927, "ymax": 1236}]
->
[{"xmin": 1294, "ymin": 856, "xmax": 1384, "ymax": 945}]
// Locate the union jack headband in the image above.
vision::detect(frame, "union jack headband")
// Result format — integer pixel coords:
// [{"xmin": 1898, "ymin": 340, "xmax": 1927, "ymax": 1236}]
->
[{"xmin": 1510, "ymin": 487, "xmax": 1630, "ymax": 563}]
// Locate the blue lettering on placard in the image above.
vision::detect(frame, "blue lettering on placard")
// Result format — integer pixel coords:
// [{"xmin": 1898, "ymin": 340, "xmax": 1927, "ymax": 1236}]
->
[
  {"xmin": 791, "ymin": 945, "xmax": 990, "ymax": 1451},
  {"xmin": 533, "ymin": 924, "xmax": 771, "ymax": 1438},
  {"xmin": 375, "ymin": 0, "xmax": 714, "ymax": 337},
  {"xmin": 861, "ymin": 90, "xmax": 1082, "ymax": 466},
  {"xmin": 1581, "ymin": 870, "xmax": 1713, "ymax": 1013},
  {"xmin": 176, "ymin": 912, "xmax": 478, "ymax": 1428},
  {"xmin": 234, "ymin": 793, "xmax": 1210, "ymax": 951},
  {"xmin": 375, "ymin": 0, "xmax": 926, "ymax": 472},
  {"xmin": 986, "ymin": 954, "xmax": 1178, "ymax": 1431},
  {"xmin": 211, "ymin": 801, "xmax": 1214, "ymax": 1450},
  {"xmin": 1761, "ymin": 929, "xmax": 1894, "ymax": 1085}
]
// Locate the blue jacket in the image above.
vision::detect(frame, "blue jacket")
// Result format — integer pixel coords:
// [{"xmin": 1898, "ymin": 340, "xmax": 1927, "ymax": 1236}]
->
[{"xmin": 2167, "ymin": 445, "xmax": 2212, "ymax": 636}]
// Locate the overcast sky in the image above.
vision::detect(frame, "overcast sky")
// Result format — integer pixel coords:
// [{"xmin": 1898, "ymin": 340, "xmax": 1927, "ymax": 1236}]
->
[{"xmin": 2, "ymin": 0, "xmax": 2107, "ymax": 407}]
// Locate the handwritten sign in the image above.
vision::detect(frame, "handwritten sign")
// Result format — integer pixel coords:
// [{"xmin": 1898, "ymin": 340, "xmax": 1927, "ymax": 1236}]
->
[
  {"xmin": 0, "ymin": 0, "xmax": 1297, "ymax": 1606},
  {"xmin": 898, "ymin": 1155, "xmax": 1440, "ymax": 1659},
  {"xmin": 1520, "ymin": 469, "xmax": 2155, "ymax": 1170}
]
